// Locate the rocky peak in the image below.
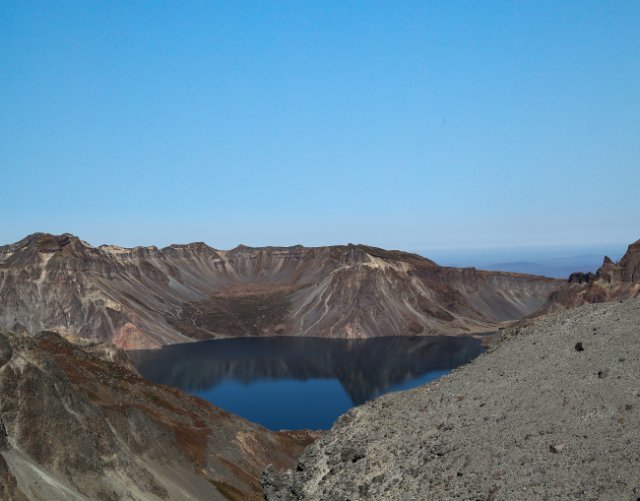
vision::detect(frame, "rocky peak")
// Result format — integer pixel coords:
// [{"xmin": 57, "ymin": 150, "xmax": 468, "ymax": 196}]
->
[
  {"xmin": 539, "ymin": 237, "xmax": 640, "ymax": 314},
  {"xmin": 21, "ymin": 232, "xmax": 92, "ymax": 255},
  {"xmin": 161, "ymin": 241, "xmax": 221, "ymax": 260},
  {"xmin": 34, "ymin": 234, "xmax": 71, "ymax": 253},
  {"xmin": 165, "ymin": 241, "xmax": 213, "ymax": 252},
  {"xmin": 0, "ymin": 233, "xmax": 98, "ymax": 269},
  {"xmin": 593, "ymin": 239, "xmax": 640, "ymax": 284},
  {"xmin": 617, "ymin": 239, "xmax": 640, "ymax": 282}
]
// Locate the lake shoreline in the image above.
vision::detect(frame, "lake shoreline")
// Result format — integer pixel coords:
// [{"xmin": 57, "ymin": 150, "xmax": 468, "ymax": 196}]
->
[
  {"xmin": 265, "ymin": 298, "xmax": 640, "ymax": 499},
  {"xmin": 129, "ymin": 335, "xmax": 483, "ymax": 430}
]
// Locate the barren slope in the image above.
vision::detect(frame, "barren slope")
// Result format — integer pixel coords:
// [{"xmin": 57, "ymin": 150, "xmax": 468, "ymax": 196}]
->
[
  {"xmin": 265, "ymin": 298, "xmax": 640, "ymax": 500},
  {"xmin": 0, "ymin": 233, "xmax": 560, "ymax": 348},
  {"xmin": 0, "ymin": 330, "xmax": 315, "ymax": 500}
]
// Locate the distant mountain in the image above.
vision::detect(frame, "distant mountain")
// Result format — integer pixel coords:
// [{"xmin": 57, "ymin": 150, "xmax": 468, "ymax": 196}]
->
[
  {"xmin": 482, "ymin": 254, "xmax": 608, "ymax": 279},
  {"xmin": 421, "ymin": 247, "xmax": 627, "ymax": 279},
  {"xmin": 0, "ymin": 233, "xmax": 560, "ymax": 349}
]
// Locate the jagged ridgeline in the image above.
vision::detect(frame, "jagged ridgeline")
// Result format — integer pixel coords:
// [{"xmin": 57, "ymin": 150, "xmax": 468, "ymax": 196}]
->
[
  {"xmin": 0, "ymin": 233, "xmax": 562, "ymax": 348},
  {"xmin": 538, "ymin": 239, "xmax": 640, "ymax": 313}
]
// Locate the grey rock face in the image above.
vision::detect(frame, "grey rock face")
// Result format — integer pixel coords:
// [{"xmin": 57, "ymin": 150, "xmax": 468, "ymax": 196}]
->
[
  {"xmin": 265, "ymin": 298, "xmax": 640, "ymax": 500},
  {"xmin": 0, "ymin": 233, "xmax": 560, "ymax": 348}
]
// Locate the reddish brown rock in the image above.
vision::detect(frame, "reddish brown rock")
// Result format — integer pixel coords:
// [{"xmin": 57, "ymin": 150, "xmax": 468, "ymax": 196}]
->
[{"xmin": 0, "ymin": 330, "xmax": 315, "ymax": 500}]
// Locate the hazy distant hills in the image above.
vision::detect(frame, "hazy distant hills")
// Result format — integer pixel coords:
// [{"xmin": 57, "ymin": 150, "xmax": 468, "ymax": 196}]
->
[
  {"xmin": 482, "ymin": 255, "xmax": 608, "ymax": 279},
  {"xmin": 0, "ymin": 233, "xmax": 560, "ymax": 349},
  {"xmin": 422, "ymin": 240, "xmax": 640, "ymax": 314},
  {"xmin": 421, "ymin": 246, "xmax": 627, "ymax": 279}
]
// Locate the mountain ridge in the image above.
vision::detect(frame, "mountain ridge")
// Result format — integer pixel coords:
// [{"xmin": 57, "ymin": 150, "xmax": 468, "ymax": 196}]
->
[{"xmin": 0, "ymin": 233, "xmax": 561, "ymax": 349}]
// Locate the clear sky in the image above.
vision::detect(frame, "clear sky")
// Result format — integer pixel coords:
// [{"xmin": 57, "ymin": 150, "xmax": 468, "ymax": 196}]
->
[{"xmin": 1, "ymin": 1, "xmax": 639, "ymax": 252}]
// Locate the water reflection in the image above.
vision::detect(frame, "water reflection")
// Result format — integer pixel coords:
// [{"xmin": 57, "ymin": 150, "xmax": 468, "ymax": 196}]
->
[{"xmin": 130, "ymin": 336, "xmax": 483, "ymax": 429}]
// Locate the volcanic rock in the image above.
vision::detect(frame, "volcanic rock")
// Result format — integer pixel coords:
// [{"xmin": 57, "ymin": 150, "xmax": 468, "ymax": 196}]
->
[
  {"xmin": 0, "ymin": 233, "xmax": 560, "ymax": 348},
  {"xmin": 0, "ymin": 330, "xmax": 315, "ymax": 500},
  {"xmin": 264, "ymin": 298, "xmax": 640, "ymax": 500},
  {"xmin": 540, "ymin": 238, "xmax": 640, "ymax": 313}
]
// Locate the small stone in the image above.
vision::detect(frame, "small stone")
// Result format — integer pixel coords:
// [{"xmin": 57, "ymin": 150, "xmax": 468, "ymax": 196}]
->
[
  {"xmin": 598, "ymin": 368, "xmax": 609, "ymax": 378},
  {"xmin": 549, "ymin": 443, "xmax": 566, "ymax": 454},
  {"xmin": 574, "ymin": 342, "xmax": 584, "ymax": 352}
]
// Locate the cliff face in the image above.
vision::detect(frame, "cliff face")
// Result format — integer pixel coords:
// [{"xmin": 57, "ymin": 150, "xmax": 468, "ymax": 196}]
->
[
  {"xmin": 540, "ymin": 239, "xmax": 640, "ymax": 313},
  {"xmin": 0, "ymin": 330, "xmax": 315, "ymax": 500},
  {"xmin": 0, "ymin": 233, "xmax": 560, "ymax": 349}
]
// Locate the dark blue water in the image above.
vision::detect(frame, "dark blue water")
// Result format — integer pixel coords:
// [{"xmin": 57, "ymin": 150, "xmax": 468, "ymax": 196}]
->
[{"xmin": 129, "ymin": 336, "xmax": 483, "ymax": 430}]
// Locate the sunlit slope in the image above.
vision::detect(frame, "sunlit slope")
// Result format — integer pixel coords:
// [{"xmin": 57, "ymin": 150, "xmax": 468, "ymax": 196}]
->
[{"xmin": 0, "ymin": 233, "xmax": 560, "ymax": 348}]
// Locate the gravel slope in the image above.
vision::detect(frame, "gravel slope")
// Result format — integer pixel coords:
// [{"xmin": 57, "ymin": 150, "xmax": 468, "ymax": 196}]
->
[{"xmin": 264, "ymin": 298, "xmax": 640, "ymax": 500}]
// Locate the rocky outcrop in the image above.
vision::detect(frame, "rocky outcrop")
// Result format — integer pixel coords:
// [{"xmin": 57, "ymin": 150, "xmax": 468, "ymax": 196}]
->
[
  {"xmin": 541, "ymin": 239, "xmax": 640, "ymax": 313},
  {"xmin": 0, "ymin": 330, "xmax": 315, "ymax": 500},
  {"xmin": 0, "ymin": 233, "xmax": 560, "ymax": 348},
  {"xmin": 264, "ymin": 298, "xmax": 640, "ymax": 500},
  {"xmin": 567, "ymin": 271, "xmax": 595, "ymax": 284}
]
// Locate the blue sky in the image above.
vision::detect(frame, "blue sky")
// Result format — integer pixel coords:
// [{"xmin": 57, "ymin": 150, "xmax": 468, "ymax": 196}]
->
[{"xmin": 1, "ymin": 1, "xmax": 638, "ymax": 252}]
